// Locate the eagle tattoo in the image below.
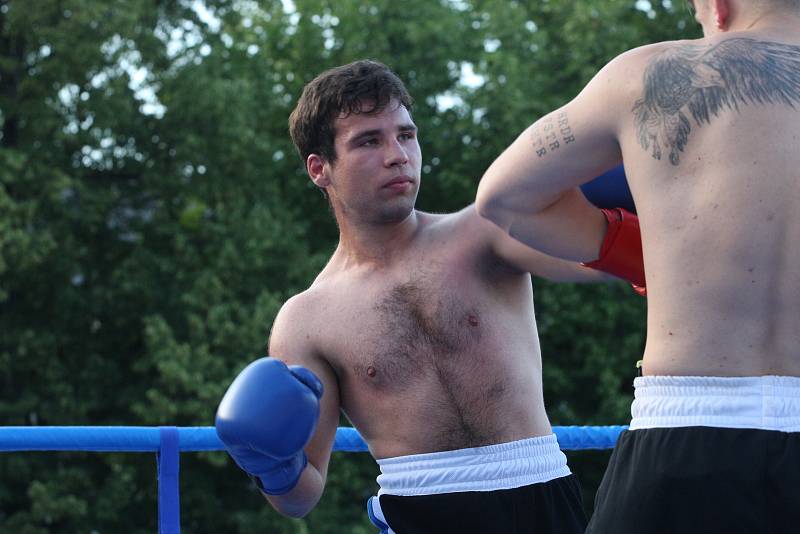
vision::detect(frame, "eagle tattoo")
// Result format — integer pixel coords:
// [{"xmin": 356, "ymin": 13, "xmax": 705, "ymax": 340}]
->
[{"xmin": 633, "ymin": 38, "xmax": 800, "ymax": 165}]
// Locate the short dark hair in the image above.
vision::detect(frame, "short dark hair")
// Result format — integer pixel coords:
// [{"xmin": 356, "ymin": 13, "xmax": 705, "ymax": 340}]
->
[{"xmin": 288, "ymin": 60, "xmax": 413, "ymax": 164}]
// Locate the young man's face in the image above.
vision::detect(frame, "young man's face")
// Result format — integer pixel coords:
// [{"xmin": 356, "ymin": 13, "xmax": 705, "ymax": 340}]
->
[{"xmin": 321, "ymin": 101, "xmax": 422, "ymax": 225}]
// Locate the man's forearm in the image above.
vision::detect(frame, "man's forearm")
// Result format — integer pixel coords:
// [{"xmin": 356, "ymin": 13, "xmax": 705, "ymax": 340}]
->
[
  {"xmin": 264, "ymin": 461, "xmax": 326, "ymax": 519},
  {"xmin": 480, "ymin": 186, "xmax": 608, "ymax": 263}
]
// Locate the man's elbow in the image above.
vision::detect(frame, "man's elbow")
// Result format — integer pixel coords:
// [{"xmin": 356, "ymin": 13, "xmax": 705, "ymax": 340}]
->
[
  {"xmin": 475, "ymin": 186, "xmax": 512, "ymax": 231},
  {"xmin": 267, "ymin": 495, "xmax": 319, "ymax": 519},
  {"xmin": 274, "ymin": 504, "xmax": 314, "ymax": 520},
  {"xmin": 265, "ymin": 480, "xmax": 323, "ymax": 519}
]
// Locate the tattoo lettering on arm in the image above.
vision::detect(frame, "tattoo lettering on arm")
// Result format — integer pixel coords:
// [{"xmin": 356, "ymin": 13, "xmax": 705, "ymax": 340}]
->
[
  {"xmin": 530, "ymin": 111, "xmax": 576, "ymax": 158},
  {"xmin": 632, "ymin": 38, "xmax": 800, "ymax": 165}
]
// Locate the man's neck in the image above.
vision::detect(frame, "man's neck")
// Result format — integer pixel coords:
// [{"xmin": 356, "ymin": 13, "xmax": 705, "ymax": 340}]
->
[
  {"xmin": 334, "ymin": 210, "xmax": 422, "ymax": 269},
  {"xmin": 727, "ymin": 9, "xmax": 800, "ymax": 34}
]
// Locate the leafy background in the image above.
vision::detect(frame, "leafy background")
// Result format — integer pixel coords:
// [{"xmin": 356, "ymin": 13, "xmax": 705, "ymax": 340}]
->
[{"xmin": 0, "ymin": 1, "xmax": 699, "ymax": 532}]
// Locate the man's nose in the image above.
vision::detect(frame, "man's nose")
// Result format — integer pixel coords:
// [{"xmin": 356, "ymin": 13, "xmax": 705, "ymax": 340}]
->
[{"xmin": 384, "ymin": 139, "xmax": 409, "ymax": 167}]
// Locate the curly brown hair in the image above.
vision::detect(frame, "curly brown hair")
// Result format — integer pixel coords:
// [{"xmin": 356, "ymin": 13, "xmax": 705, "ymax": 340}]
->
[{"xmin": 288, "ymin": 60, "xmax": 413, "ymax": 165}]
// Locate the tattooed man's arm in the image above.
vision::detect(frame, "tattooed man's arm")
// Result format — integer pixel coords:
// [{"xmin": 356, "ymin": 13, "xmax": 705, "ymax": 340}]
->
[{"xmin": 475, "ymin": 51, "xmax": 633, "ymax": 261}]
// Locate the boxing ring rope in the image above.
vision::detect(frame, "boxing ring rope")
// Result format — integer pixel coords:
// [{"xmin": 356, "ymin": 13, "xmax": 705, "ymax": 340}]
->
[{"xmin": 0, "ymin": 425, "xmax": 626, "ymax": 533}]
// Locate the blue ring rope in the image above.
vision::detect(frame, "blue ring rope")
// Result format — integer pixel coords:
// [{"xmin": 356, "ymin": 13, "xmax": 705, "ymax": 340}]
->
[
  {"xmin": 0, "ymin": 425, "xmax": 627, "ymax": 534},
  {"xmin": 0, "ymin": 425, "xmax": 625, "ymax": 452}
]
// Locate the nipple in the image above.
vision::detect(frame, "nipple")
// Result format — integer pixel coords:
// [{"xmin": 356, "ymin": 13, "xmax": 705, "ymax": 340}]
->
[
  {"xmin": 367, "ymin": 366, "xmax": 377, "ymax": 378},
  {"xmin": 467, "ymin": 315, "xmax": 479, "ymax": 327}
]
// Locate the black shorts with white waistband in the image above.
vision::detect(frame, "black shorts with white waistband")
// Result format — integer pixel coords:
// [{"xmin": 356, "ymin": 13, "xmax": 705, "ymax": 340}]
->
[
  {"xmin": 371, "ymin": 475, "xmax": 585, "ymax": 534},
  {"xmin": 368, "ymin": 434, "xmax": 586, "ymax": 534},
  {"xmin": 587, "ymin": 376, "xmax": 800, "ymax": 534}
]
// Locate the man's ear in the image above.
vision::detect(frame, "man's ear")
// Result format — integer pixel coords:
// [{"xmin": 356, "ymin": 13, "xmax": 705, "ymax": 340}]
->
[
  {"xmin": 307, "ymin": 154, "xmax": 330, "ymax": 188},
  {"xmin": 712, "ymin": 0, "xmax": 730, "ymax": 30}
]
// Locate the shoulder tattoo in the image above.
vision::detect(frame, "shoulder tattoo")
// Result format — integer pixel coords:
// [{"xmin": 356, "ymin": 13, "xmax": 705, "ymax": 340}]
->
[{"xmin": 632, "ymin": 38, "xmax": 800, "ymax": 165}]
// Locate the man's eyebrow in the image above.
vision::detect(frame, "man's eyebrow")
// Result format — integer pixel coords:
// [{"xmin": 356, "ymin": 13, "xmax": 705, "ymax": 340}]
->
[
  {"xmin": 348, "ymin": 128, "xmax": 382, "ymax": 144},
  {"xmin": 348, "ymin": 124, "xmax": 417, "ymax": 143}
]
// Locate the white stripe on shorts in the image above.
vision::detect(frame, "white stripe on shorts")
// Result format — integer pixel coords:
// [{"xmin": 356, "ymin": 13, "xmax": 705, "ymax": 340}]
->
[
  {"xmin": 375, "ymin": 434, "xmax": 571, "ymax": 497},
  {"xmin": 630, "ymin": 375, "xmax": 800, "ymax": 432}
]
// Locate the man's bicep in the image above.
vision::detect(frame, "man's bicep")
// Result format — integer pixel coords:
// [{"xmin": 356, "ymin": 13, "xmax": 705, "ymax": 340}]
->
[
  {"xmin": 268, "ymin": 301, "xmax": 341, "ymax": 479},
  {"xmin": 545, "ymin": 47, "xmax": 654, "ymax": 183},
  {"xmin": 526, "ymin": 66, "xmax": 626, "ymax": 187},
  {"xmin": 478, "ymin": 56, "xmax": 630, "ymax": 212}
]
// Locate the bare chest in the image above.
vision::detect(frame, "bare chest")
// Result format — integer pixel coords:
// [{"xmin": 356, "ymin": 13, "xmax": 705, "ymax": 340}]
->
[{"xmin": 336, "ymin": 270, "xmax": 490, "ymax": 390}]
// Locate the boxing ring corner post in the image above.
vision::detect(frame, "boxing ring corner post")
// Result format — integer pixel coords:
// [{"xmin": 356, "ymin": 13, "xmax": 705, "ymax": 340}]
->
[{"xmin": 0, "ymin": 424, "xmax": 626, "ymax": 533}]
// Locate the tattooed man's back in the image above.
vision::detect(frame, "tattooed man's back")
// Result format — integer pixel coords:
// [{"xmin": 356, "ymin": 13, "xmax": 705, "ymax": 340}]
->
[
  {"xmin": 619, "ymin": 31, "xmax": 800, "ymax": 377},
  {"xmin": 477, "ymin": 3, "xmax": 800, "ymax": 531},
  {"xmin": 478, "ymin": 6, "xmax": 800, "ymax": 378}
]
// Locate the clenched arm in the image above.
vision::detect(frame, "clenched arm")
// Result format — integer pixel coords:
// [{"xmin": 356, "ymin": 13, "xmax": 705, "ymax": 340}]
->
[
  {"xmin": 476, "ymin": 50, "xmax": 640, "ymax": 263},
  {"xmin": 263, "ymin": 295, "xmax": 341, "ymax": 518}
]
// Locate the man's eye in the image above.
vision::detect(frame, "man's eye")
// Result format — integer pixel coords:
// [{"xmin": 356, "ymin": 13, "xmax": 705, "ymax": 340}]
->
[
  {"xmin": 399, "ymin": 132, "xmax": 415, "ymax": 141},
  {"xmin": 361, "ymin": 138, "xmax": 378, "ymax": 146}
]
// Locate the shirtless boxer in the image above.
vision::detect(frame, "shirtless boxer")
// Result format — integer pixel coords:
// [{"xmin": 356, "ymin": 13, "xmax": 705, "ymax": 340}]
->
[
  {"xmin": 476, "ymin": 1, "xmax": 800, "ymax": 532},
  {"xmin": 214, "ymin": 60, "xmax": 643, "ymax": 533}
]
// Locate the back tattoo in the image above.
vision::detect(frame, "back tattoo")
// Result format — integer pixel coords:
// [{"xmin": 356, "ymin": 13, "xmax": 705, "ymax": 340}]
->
[{"xmin": 633, "ymin": 38, "xmax": 800, "ymax": 165}]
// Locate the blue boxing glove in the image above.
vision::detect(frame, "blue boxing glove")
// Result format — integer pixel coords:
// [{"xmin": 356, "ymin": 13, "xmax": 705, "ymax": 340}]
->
[
  {"xmin": 580, "ymin": 164, "xmax": 636, "ymax": 213},
  {"xmin": 215, "ymin": 358, "xmax": 323, "ymax": 495}
]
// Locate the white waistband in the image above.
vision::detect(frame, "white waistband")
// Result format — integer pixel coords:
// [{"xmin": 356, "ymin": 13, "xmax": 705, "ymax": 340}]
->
[
  {"xmin": 630, "ymin": 375, "xmax": 800, "ymax": 432},
  {"xmin": 375, "ymin": 434, "xmax": 571, "ymax": 496}
]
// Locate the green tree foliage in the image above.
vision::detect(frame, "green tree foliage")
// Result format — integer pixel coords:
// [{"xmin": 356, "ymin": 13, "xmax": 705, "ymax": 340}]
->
[{"xmin": 1, "ymin": 0, "xmax": 699, "ymax": 531}]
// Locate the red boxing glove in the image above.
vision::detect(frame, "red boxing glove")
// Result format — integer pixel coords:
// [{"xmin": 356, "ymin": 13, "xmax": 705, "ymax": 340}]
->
[{"xmin": 583, "ymin": 208, "xmax": 647, "ymax": 296}]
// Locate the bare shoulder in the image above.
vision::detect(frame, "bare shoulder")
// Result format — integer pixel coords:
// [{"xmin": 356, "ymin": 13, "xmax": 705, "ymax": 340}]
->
[
  {"xmin": 268, "ymin": 287, "xmax": 327, "ymax": 365},
  {"xmin": 409, "ymin": 207, "xmax": 478, "ymax": 248},
  {"xmin": 422, "ymin": 205, "xmax": 497, "ymax": 247},
  {"xmin": 627, "ymin": 34, "xmax": 800, "ymax": 90},
  {"xmin": 578, "ymin": 40, "xmax": 685, "ymax": 102},
  {"xmin": 443, "ymin": 204, "xmax": 488, "ymax": 231},
  {"xmin": 608, "ymin": 39, "xmax": 697, "ymax": 69},
  {"xmin": 452, "ymin": 205, "xmax": 530, "ymax": 268},
  {"xmin": 626, "ymin": 34, "xmax": 800, "ymax": 166},
  {"xmin": 619, "ymin": 33, "xmax": 800, "ymax": 67},
  {"xmin": 583, "ymin": 39, "xmax": 705, "ymax": 96},
  {"xmin": 424, "ymin": 203, "xmax": 546, "ymax": 256},
  {"xmin": 429, "ymin": 205, "xmax": 604, "ymax": 282},
  {"xmin": 416, "ymin": 206, "xmax": 515, "ymax": 270}
]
